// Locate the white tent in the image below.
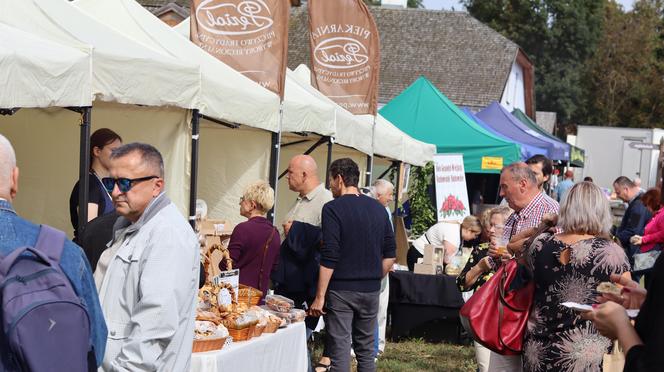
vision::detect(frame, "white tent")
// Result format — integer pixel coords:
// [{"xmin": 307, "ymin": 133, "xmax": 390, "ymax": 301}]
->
[
  {"xmin": 0, "ymin": 0, "xmax": 198, "ymax": 234},
  {"xmin": 0, "ymin": 23, "xmax": 92, "ymax": 108},
  {"xmin": 0, "ymin": 0, "xmax": 200, "ymax": 108},
  {"xmin": 73, "ymin": 0, "xmax": 280, "ymax": 132}
]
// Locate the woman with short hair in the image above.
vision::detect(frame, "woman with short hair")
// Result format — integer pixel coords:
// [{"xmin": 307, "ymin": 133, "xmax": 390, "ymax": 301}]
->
[
  {"xmin": 223, "ymin": 180, "xmax": 281, "ymax": 300},
  {"xmin": 515, "ymin": 182, "xmax": 630, "ymax": 372}
]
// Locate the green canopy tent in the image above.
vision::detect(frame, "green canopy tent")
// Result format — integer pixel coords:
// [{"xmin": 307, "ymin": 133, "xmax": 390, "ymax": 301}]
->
[
  {"xmin": 511, "ymin": 109, "xmax": 586, "ymax": 166},
  {"xmin": 379, "ymin": 76, "xmax": 520, "ymax": 173}
]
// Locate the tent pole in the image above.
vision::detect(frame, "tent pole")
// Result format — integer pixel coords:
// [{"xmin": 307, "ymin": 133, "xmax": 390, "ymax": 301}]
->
[
  {"xmin": 365, "ymin": 115, "xmax": 376, "ymax": 187},
  {"xmin": 268, "ymin": 102, "xmax": 284, "ymax": 224},
  {"xmin": 189, "ymin": 109, "xmax": 200, "ymax": 230},
  {"xmin": 325, "ymin": 136, "xmax": 333, "ymax": 188},
  {"xmin": 394, "ymin": 161, "xmax": 402, "ymax": 216},
  {"xmin": 77, "ymin": 107, "xmax": 91, "ymax": 234}
]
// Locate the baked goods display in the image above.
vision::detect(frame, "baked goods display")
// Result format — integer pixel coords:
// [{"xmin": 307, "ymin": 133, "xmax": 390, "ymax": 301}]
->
[
  {"xmin": 597, "ymin": 281, "xmax": 622, "ymax": 296},
  {"xmin": 194, "ymin": 320, "xmax": 229, "ymax": 340},
  {"xmin": 265, "ymin": 294, "xmax": 294, "ymax": 313}
]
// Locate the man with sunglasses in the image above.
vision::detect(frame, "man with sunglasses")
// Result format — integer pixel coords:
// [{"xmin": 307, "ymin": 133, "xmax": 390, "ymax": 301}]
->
[{"xmin": 93, "ymin": 143, "xmax": 199, "ymax": 372}]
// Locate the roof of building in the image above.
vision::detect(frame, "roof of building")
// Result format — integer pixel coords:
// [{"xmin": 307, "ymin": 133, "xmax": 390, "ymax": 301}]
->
[
  {"xmin": 535, "ymin": 111, "xmax": 556, "ymax": 134},
  {"xmin": 288, "ymin": 5, "xmax": 522, "ymax": 109},
  {"xmin": 137, "ymin": 2, "xmax": 523, "ymax": 109}
]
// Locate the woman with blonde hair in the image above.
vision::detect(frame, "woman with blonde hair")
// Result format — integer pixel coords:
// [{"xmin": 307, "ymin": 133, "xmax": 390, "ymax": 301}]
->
[
  {"xmin": 409, "ymin": 215, "xmax": 482, "ymax": 270},
  {"xmin": 457, "ymin": 206, "xmax": 513, "ymax": 372},
  {"xmin": 511, "ymin": 181, "xmax": 630, "ymax": 372},
  {"xmin": 223, "ymin": 180, "xmax": 281, "ymax": 301}
]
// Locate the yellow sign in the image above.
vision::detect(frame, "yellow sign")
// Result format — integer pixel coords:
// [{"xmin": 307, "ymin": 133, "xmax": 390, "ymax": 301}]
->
[{"xmin": 481, "ymin": 156, "xmax": 503, "ymax": 170}]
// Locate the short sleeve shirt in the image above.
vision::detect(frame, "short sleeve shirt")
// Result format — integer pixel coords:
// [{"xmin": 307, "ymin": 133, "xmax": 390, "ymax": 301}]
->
[
  {"xmin": 284, "ymin": 183, "xmax": 333, "ymax": 228},
  {"xmin": 412, "ymin": 222, "xmax": 461, "ymax": 254}
]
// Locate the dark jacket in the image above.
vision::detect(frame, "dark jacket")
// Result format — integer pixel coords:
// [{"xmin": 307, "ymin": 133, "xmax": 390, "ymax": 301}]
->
[
  {"xmin": 271, "ymin": 221, "xmax": 322, "ymax": 299},
  {"xmin": 616, "ymin": 193, "xmax": 652, "ymax": 256}
]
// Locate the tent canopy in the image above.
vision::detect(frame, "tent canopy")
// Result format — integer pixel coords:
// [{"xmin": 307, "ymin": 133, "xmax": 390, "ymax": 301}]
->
[
  {"xmin": 74, "ymin": 0, "xmax": 281, "ymax": 132},
  {"xmin": 0, "ymin": 0, "xmax": 200, "ymax": 109},
  {"xmin": 462, "ymin": 108, "xmax": 547, "ymax": 160},
  {"xmin": 379, "ymin": 76, "xmax": 520, "ymax": 173},
  {"xmin": 511, "ymin": 108, "xmax": 571, "ymax": 161},
  {"xmin": 0, "ymin": 23, "xmax": 92, "ymax": 108},
  {"xmin": 171, "ymin": 16, "xmax": 336, "ymax": 136},
  {"xmin": 476, "ymin": 102, "xmax": 565, "ymax": 161}
]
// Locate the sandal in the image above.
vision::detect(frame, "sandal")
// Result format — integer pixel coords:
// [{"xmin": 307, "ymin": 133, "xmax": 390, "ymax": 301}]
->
[{"xmin": 314, "ymin": 362, "xmax": 331, "ymax": 372}]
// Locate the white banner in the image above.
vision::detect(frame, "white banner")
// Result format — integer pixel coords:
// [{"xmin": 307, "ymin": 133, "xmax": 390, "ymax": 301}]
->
[{"xmin": 433, "ymin": 154, "xmax": 470, "ymax": 222}]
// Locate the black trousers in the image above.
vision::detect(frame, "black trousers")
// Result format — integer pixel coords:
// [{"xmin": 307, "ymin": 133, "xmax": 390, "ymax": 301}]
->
[{"xmin": 407, "ymin": 246, "xmax": 423, "ymax": 271}]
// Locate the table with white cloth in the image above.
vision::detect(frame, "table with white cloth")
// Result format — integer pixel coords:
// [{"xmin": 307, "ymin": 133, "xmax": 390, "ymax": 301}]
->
[{"xmin": 191, "ymin": 321, "xmax": 308, "ymax": 372}]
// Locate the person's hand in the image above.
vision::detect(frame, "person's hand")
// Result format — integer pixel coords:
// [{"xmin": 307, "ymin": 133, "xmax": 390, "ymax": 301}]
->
[
  {"xmin": 282, "ymin": 220, "xmax": 293, "ymax": 236},
  {"xmin": 630, "ymin": 235, "xmax": 643, "ymax": 245},
  {"xmin": 541, "ymin": 213, "xmax": 558, "ymax": 229},
  {"xmin": 308, "ymin": 296, "xmax": 326, "ymax": 317},
  {"xmin": 597, "ymin": 274, "xmax": 646, "ymax": 310},
  {"xmin": 477, "ymin": 256, "xmax": 493, "ymax": 272},
  {"xmin": 581, "ymin": 302, "xmax": 631, "ymax": 340}
]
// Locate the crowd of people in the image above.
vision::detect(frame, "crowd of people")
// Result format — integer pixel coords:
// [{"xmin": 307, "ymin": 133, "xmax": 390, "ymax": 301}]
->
[{"xmin": 2, "ymin": 125, "xmax": 663, "ymax": 372}]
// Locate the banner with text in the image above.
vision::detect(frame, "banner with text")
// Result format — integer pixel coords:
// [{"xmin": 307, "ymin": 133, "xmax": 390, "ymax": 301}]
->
[
  {"xmin": 434, "ymin": 154, "xmax": 470, "ymax": 222},
  {"xmin": 308, "ymin": 0, "xmax": 380, "ymax": 115},
  {"xmin": 190, "ymin": 0, "xmax": 289, "ymax": 97}
]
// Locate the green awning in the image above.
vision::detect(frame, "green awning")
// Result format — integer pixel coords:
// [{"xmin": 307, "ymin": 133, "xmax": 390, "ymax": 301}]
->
[
  {"xmin": 511, "ymin": 109, "xmax": 579, "ymax": 162},
  {"xmin": 379, "ymin": 76, "xmax": 520, "ymax": 173}
]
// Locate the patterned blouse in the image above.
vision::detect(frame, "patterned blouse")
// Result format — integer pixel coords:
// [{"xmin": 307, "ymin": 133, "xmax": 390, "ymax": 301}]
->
[
  {"xmin": 523, "ymin": 234, "xmax": 630, "ymax": 372},
  {"xmin": 456, "ymin": 242, "xmax": 494, "ymax": 292}
]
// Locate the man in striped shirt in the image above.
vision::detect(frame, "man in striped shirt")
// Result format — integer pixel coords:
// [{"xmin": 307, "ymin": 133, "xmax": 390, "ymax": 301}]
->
[{"xmin": 499, "ymin": 162, "xmax": 560, "ymax": 242}]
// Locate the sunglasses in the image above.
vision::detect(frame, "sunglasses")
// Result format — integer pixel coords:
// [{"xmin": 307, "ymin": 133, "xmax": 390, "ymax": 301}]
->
[{"xmin": 102, "ymin": 176, "xmax": 158, "ymax": 193}]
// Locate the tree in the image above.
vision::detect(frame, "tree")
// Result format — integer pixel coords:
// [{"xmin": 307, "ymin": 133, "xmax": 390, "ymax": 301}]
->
[
  {"xmin": 582, "ymin": 0, "xmax": 664, "ymax": 127},
  {"xmin": 462, "ymin": 0, "xmax": 605, "ymax": 127}
]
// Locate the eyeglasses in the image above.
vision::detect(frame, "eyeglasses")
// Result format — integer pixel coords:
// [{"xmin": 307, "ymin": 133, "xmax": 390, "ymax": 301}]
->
[{"xmin": 102, "ymin": 176, "xmax": 159, "ymax": 193}]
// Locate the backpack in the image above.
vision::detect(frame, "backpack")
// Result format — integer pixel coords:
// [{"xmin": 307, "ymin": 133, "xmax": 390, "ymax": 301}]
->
[{"xmin": 0, "ymin": 225, "xmax": 91, "ymax": 372}]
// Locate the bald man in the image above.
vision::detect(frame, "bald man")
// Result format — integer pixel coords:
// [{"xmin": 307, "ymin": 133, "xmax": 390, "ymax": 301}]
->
[
  {"xmin": 283, "ymin": 154, "xmax": 333, "ymax": 235},
  {"xmin": 0, "ymin": 134, "xmax": 107, "ymax": 370}
]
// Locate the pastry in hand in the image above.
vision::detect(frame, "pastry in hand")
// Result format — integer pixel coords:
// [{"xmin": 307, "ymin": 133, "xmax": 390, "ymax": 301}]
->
[{"xmin": 597, "ymin": 281, "xmax": 621, "ymax": 297}]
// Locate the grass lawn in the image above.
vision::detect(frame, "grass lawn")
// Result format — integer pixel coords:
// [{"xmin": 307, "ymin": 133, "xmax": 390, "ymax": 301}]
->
[{"xmin": 311, "ymin": 335, "xmax": 477, "ymax": 372}]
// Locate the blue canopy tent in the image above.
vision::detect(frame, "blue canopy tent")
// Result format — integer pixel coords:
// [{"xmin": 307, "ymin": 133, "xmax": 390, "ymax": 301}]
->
[
  {"xmin": 477, "ymin": 102, "xmax": 569, "ymax": 161},
  {"xmin": 461, "ymin": 108, "xmax": 547, "ymax": 160}
]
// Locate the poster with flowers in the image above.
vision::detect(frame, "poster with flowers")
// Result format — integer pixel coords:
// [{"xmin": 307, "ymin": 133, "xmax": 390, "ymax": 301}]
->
[{"xmin": 434, "ymin": 154, "xmax": 470, "ymax": 222}]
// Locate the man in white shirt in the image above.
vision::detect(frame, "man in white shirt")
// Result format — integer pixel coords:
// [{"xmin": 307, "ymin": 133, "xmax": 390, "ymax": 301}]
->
[
  {"xmin": 371, "ymin": 179, "xmax": 395, "ymax": 356},
  {"xmin": 94, "ymin": 143, "xmax": 199, "ymax": 371}
]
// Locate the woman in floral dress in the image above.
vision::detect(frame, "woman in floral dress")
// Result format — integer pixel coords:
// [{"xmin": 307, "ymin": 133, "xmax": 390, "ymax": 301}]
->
[{"xmin": 519, "ymin": 182, "xmax": 630, "ymax": 372}]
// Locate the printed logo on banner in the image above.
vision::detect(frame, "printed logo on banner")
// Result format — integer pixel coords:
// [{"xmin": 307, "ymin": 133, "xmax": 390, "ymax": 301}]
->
[
  {"xmin": 434, "ymin": 154, "xmax": 470, "ymax": 222},
  {"xmin": 190, "ymin": 0, "xmax": 289, "ymax": 96},
  {"xmin": 308, "ymin": 0, "xmax": 379, "ymax": 115},
  {"xmin": 481, "ymin": 156, "xmax": 503, "ymax": 170},
  {"xmin": 195, "ymin": 0, "xmax": 274, "ymax": 35}
]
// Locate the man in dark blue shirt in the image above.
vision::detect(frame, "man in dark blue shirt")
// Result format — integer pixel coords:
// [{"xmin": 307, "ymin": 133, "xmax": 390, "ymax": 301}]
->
[
  {"xmin": 309, "ymin": 158, "xmax": 396, "ymax": 372},
  {"xmin": 613, "ymin": 176, "xmax": 652, "ymax": 279}
]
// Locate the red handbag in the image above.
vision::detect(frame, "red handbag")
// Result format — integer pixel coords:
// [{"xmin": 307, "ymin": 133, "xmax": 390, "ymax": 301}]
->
[{"xmin": 459, "ymin": 259, "xmax": 534, "ymax": 355}]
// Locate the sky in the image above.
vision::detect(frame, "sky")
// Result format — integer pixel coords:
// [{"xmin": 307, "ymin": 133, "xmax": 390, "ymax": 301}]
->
[{"xmin": 422, "ymin": 0, "xmax": 634, "ymax": 11}]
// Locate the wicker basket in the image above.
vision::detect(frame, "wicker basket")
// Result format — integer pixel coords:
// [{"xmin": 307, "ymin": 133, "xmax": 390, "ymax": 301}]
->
[
  {"xmin": 192, "ymin": 336, "xmax": 227, "ymax": 353},
  {"xmin": 237, "ymin": 284, "xmax": 263, "ymax": 307},
  {"xmin": 228, "ymin": 327, "xmax": 251, "ymax": 342},
  {"xmin": 264, "ymin": 320, "xmax": 280, "ymax": 334},
  {"xmin": 252, "ymin": 324, "xmax": 265, "ymax": 338}
]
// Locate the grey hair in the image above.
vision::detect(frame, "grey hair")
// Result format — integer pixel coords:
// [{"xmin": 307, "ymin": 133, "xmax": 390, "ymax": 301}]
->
[
  {"xmin": 110, "ymin": 142, "xmax": 164, "ymax": 178},
  {"xmin": 502, "ymin": 162, "xmax": 537, "ymax": 185},
  {"xmin": 558, "ymin": 181, "xmax": 613, "ymax": 236},
  {"xmin": 614, "ymin": 176, "xmax": 635, "ymax": 189},
  {"xmin": 372, "ymin": 179, "xmax": 394, "ymax": 197},
  {"xmin": 0, "ymin": 134, "xmax": 17, "ymax": 195},
  {"xmin": 489, "ymin": 205, "xmax": 513, "ymax": 220}
]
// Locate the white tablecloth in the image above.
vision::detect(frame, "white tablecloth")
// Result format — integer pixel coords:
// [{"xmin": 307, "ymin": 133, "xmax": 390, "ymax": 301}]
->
[{"xmin": 191, "ymin": 322, "xmax": 308, "ymax": 372}]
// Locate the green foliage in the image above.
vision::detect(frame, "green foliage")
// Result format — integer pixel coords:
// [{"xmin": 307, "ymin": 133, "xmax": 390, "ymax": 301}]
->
[
  {"xmin": 462, "ymin": 0, "xmax": 606, "ymax": 126},
  {"xmin": 409, "ymin": 162, "xmax": 436, "ymax": 236},
  {"xmin": 581, "ymin": 0, "xmax": 664, "ymax": 128}
]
